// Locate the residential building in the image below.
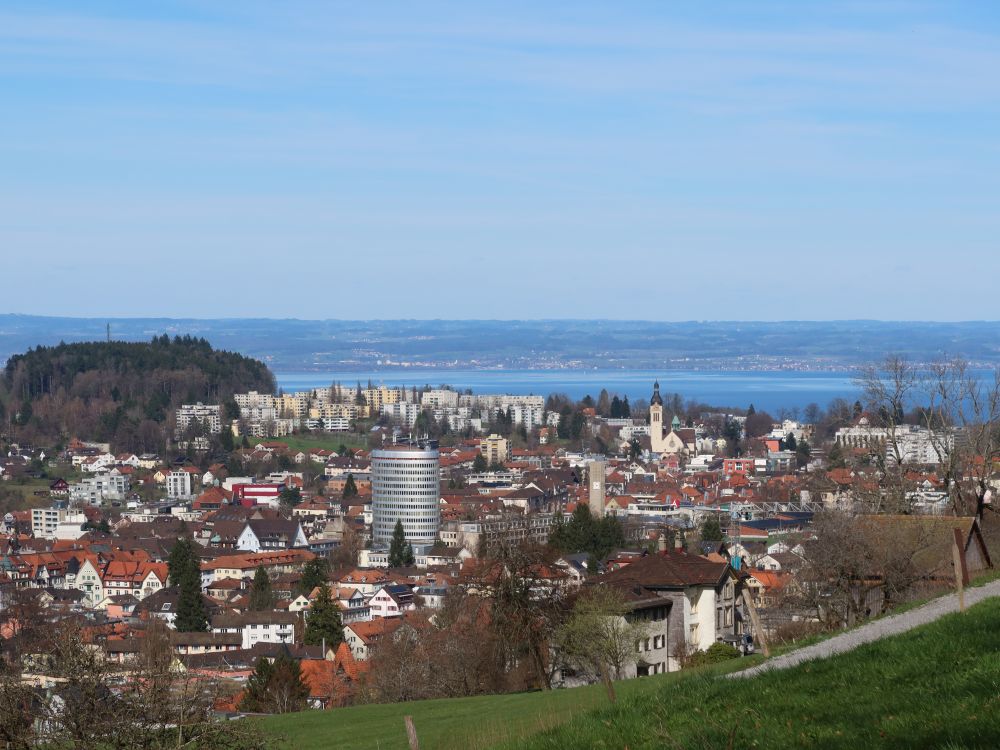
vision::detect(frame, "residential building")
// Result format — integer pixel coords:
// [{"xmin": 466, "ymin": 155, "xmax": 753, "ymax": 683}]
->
[
  {"xmin": 480, "ymin": 434, "xmax": 510, "ymax": 465},
  {"xmin": 421, "ymin": 389, "xmax": 459, "ymax": 408},
  {"xmin": 166, "ymin": 470, "xmax": 194, "ymax": 500},
  {"xmin": 175, "ymin": 403, "xmax": 222, "ymax": 436}
]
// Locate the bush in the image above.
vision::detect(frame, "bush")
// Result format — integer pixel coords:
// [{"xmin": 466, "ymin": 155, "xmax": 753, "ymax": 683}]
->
[{"xmin": 686, "ymin": 641, "xmax": 740, "ymax": 667}]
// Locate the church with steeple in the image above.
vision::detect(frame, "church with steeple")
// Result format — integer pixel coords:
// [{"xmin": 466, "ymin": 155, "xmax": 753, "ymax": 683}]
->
[{"xmin": 649, "ymin": 381, "xmax": 691, "ymax": 457}]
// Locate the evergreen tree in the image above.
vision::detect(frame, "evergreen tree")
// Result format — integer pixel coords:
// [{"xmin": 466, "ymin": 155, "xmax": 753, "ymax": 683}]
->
[
  {"xmin": 747, "ymin": 403, "xmax": 756, "ymax": 417},
  {"xmin": 342, "ymin": 474, "xmax": 358, "ymax": 499},
  {"xmin": 404, "ymin": 543, "xmax": 415, "ymax": 567},
  {"xmin": 167, "ymin": 536, "xmax": 195, "ymax": 587},
  {"xmin": 240, "ymin": 655, "xmax": 309, "ymax": 714},
  {"xmin": 303, "ymin": 583, "xmax": 344, "ymax": 648},
  {"xmin": 620, "ymin": 437, "xmax": 637, "ymax": 460},
  {"xmin": 240, "ymin": 656, "xmax": 274, "ymax": 712},
  {"xmin": 700, "ymin": 515, "xmax": 723, "ymax": 542},
  {"xmin": 795, "ymin": 438, "xmax": 812, "ymax": 469},
  {"xmin": 610, "ymin": 396, "xmax": 622, "ymax": 419},
  {"xmin": 174, "ymin": 576, "xmax": 210, "ymax": 632},
  {"xmin": 297, "ymin": 556, "xmax": 329, "ymax": 596},
  {"xmin": 249, "ymin": 565, "xmax": 275, "ymax": 611},
  {"xmin": 621, "ymin": 396, "xmax": 631, "ymax": 418},
  {"xmin": 784, "ymin": 433, "xmax": 797, "ymax": 452},
  {"xmin": 169, "ymin": 537, "xmax": 209, "ymax": 632},
  {"xmin": 557, "ymin": 406, "xmax": 572, "ymax": 439},
  {"xmin": 278, "ymin": 486, "xmax": 301, "ymax": 511},
  {"xmin": 472, "ymin": 453, "xmax": 488, "ymax": 472},
  {"xmin": 548, "ymin": 504, "xmax": 624, "ymax": 561},
  {"xmin": 827, "ymin": 442, "xmax": 847, "ymax": 469},
  {"xmin": 597, "ymin": 389, "xmax": 611, "ymax": 417},
  {"xmin": 388, "ymin": 519, "xmax": 407, "ymax": 568}
]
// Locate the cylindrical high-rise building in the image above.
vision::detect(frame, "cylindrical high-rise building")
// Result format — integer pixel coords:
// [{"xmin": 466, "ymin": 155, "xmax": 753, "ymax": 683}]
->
[{"xmin": 371, "ymin": 443, "xmax": 441, "ymax": 549}]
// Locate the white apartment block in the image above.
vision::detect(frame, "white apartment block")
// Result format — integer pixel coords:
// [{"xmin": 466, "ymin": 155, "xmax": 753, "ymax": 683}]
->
[
  {"xmin": 382, "ymin": 402, "xmax": 422, "ymax": 426},
  {"xmin": 175, "ymin": 402, "xmax": 222, "ymax": 435},
  {"xmin": 235, "ymin": 391, "xmax": 276, "ymax": 411},
  {"xmin": 69, "ymin": 472, "xmax": 129, "ymax": 505},
  {"xmin": 240, "ymin": 406, "xmax": 279, "ymax": 422},
  {"xmin": 31, "ymin": 508, "xmax": 89, "ymax": 540},
  {"xmin": 312, "ymin": 402, "xmax": 361, "ymax": 420},
  {"xmin": 166, "ymin": 470, "xmax": 194, "ymax": 499},
  {"xmin": 305, "ymin": 417, "xmax": 351, "ymax": 432},
  {"xmin": 422, "ymin": 389, "xmax": 460, "ymax": 408},
  {"xmin": 241, "ymin": 417, "xmax": 297, "ymax": 438},
  {"xmin": 835, "ymin": 420, "xmax": 953, "ymax": 465}
]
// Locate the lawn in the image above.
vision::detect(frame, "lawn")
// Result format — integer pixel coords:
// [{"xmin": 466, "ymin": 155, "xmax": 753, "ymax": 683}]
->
[
  {"xmin": 0, "ymin": 477, "xmax": 60, "ymax": 510},
  {"xmin": 260, "ymin": 659, "xmax": 760, "ymax": 750},
  {"xmin": 268, "ymin": 433, "xmax": 370, "ymax": 455},
  {"xmin": 513, "ymin": 598, "xmax": 1000, "ymax": 750},
  {"xmin": 260, "ymin": 598, "xmax": 1000, "ymax": 750}
]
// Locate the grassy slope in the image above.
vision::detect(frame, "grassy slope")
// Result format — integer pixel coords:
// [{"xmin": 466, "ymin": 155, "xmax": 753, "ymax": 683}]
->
[
  {"xmin": 514, "ymin": 598, "xmax": 1000, "ymax": 750},
  {"xmin": 267, "ymin": 433, "xmax": 370, "ymax": 454},
  {"xmin": 261, "ymin": 598, "xmax": 1000, "ymax": 750},
  {"xmin": 260, "ymin": 660, "xmax": 757, "ymax": 750}
]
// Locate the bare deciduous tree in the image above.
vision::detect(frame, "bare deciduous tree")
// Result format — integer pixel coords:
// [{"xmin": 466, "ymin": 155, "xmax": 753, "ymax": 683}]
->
[
  {"xmin": 922, "ymin": 358, "xmax": 1000, "ymax": 516},
  {"xmin": 789, "ymin": 510, "xmax": 940, "ymax": 628},
  {"xmin": 553, "ymin": 585, "xmax": 648, "ymax": 683}
]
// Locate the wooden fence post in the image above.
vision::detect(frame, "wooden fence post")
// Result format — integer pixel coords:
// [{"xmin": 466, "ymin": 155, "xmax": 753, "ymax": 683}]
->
[
  {"xmin": 953, "ymin": 528, "xmax": 969, "ymax": 612},
  {"xmin": 404, "ymin": 715, "xmax": 419, "ymax": 750}
]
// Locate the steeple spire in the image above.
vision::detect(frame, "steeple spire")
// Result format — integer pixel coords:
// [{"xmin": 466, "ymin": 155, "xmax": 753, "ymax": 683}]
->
[{"xmin": 650, "ymin": 380, "xmax": 663, "ymax": 407}]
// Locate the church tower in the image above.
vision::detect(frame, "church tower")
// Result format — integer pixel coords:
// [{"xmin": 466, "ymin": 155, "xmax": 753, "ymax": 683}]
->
[{"xmin": 649, "ymin": 381, "xmax": 665, "ymax": 453}]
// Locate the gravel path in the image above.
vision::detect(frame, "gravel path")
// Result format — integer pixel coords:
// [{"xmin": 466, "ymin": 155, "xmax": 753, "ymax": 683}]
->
[{"xmin": 728, "ymin": 579, "xmax": 1000, "ymax": 679}]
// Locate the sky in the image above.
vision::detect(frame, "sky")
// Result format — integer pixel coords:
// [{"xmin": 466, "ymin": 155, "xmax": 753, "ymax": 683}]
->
[{"xmin": 3, "ymin": 1, "xmax": 1000, "ymax": 321}]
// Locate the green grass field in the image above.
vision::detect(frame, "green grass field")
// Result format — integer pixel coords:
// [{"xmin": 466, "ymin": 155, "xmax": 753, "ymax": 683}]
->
[
  {"xmin": 260, "ymin": 661, "xmax": 754, "ymax": 750},
  {"xmin": 514, "ymin": 598, "xmax": 1000, "ymax": 750},
  {"xmin": 268, "ymin": 433, "xmax": 370, "ymax": 455},
  {"xmin": 261, "ymin": 597, "xmax": 1000, "ymax": 750}
]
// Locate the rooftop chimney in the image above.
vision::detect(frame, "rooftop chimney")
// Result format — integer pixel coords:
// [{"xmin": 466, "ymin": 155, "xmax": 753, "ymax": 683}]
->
[{"xmin": 657, "ymin": 533, "xmax": 668, "ymax": 553}]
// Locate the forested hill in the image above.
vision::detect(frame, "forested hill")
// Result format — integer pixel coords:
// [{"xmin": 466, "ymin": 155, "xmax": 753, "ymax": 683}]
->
[{"xmin": 1, "ymin": 336, "xmax": 274, "ymax": 451}]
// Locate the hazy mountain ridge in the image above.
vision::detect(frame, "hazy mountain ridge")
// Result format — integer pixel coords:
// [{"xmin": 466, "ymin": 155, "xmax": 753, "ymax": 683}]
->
[{"xmin": 2, "ymin": 315, "xmax": 999, "ymax": 372}]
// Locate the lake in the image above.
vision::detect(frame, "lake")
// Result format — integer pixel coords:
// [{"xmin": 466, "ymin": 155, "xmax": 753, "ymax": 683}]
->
[{"xmin": 274, "ymin": 369, "xmax": 861, "ymax": 414}]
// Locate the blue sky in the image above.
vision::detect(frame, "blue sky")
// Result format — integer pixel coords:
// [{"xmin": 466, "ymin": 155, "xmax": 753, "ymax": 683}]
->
[{"xmin": 3, "ymin": 1, "xmax": 1000, "ymax": 320}]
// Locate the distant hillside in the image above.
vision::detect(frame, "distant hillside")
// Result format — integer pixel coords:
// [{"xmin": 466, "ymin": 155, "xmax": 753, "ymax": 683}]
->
[
  {"xmin": 1, "ymin": 336, "xmax": 274, "ymax": 451},
  {"xmin": 3, "ymin": 315, "xmax": 1000, "ymax": 371}
]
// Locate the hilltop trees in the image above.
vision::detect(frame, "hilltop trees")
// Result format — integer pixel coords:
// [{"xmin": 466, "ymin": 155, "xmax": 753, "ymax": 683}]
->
[{"xmin": 1, "ymin": 336, "xmax": 274, "ymax": 449}]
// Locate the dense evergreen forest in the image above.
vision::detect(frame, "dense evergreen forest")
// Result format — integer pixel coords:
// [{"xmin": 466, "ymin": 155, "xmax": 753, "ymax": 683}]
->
[{"xmin": 0, "ymin": 336, "xmax": 274, "ymax": 452}]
